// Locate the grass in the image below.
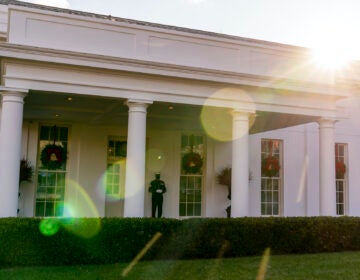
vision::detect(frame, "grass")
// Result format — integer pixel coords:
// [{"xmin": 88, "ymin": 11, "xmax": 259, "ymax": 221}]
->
[{"xmin": 1, "ymin": 251, "xmax": 360, "ymax": 279}]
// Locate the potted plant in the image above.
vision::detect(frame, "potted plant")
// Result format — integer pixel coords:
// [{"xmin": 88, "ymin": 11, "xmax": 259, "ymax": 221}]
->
[
  {"xmin": 20, "ymin": 159, "xmax": 33, "ymax": 184},
  {"xmin": 18, "ymin": 159, "xmax": 34, "ymax": 215},
  {"xmin": 216, "ymin": 167, "xmax": 231, "ymax": 217}
]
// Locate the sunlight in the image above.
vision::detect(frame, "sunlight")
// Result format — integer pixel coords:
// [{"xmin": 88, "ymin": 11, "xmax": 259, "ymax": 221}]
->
[
  {"xmin": 311, "ymin": 45, "xmax": 351, "ymax": 70},
  {"xmin": 309, "ymin": 23, "xmax": 358, "ymax": 71}
]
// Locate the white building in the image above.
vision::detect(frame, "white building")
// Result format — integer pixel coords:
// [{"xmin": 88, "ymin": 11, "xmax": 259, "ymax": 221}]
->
[{"xmin": 0, "ymin": 0, "xmax": 359, "ymax": 218}]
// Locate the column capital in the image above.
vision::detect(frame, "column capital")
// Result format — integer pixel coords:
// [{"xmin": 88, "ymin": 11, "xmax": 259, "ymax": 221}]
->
[
  {"xmin": 125, "ymin": 98, "xmax": 153, "ymax": 106},
  {"xmin": 125, "ymin": 99, "xmax": 153, "ymax": 114},
  {"xmin": 0, "ymin": 87, "xmax": 28, "ymax": 97},
  {"xmin": 230, "ymin": 109, "xmax": 255, "ymax": 123},
  {"xmin": 231, "ymin": 108, "xmax": 254, "ymax": 115},
  {"xmin": 317, "ymin": 118, "xmax": 337, "ymax": 128}
]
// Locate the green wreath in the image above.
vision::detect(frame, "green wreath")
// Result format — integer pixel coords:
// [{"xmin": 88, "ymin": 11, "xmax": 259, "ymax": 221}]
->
[
  {"xmin": 40, "ymin": 144, "xmax": 67, "ymax": 170},
  {"xmin": 261, "ymin": 156, "xmax": 280, "ymax": 177},
  {"xmin": 182, "ymin": 152, "xmax": 203, "ymax": 174}
]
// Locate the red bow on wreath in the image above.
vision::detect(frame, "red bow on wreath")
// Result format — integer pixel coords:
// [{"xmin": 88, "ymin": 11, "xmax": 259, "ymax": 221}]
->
[{"xmin": 41, "ymin": 144, "xmax": 67, "ymax": 170}]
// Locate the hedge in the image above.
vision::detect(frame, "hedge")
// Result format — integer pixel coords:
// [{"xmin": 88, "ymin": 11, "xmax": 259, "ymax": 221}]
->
[{"xmin": 1, "ymin": 217, "xmax": 360, "ymax": 266}]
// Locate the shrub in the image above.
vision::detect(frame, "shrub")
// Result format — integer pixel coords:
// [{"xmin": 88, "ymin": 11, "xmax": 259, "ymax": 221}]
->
[{"xmin": 1, "ymin": 217, "xmax": 360, "ymax": 267}]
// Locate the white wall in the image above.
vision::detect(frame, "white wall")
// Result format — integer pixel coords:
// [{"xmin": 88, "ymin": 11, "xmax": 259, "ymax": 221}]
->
[{"xmin": 207, "ymin": 139, "xmax": 232, "ymax": 218}]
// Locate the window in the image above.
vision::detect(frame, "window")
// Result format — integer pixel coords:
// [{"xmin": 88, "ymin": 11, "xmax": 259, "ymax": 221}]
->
[
  {"xmin": 179, "ymin": 134, "xmax": 205, "ymax": 217},
  {"xmin": 261, "ymin": 139, "xmax": 282, "ymax": 216},
  {"xmin": 105, "ymin": 137, "xmax": 126, "ymax": 198},
  {"xmin": 335, "ymin": 143, "xmax": 348, "ymax": 215},
  {"xmin": 35, "ymin": 125, "xmax": 68, "ymax": 217}
]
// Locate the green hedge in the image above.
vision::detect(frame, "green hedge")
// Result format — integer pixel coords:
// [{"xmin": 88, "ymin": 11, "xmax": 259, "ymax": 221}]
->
[{"xmin": 1, "ymin": 217, "xmax": 360, "ymax": 266}]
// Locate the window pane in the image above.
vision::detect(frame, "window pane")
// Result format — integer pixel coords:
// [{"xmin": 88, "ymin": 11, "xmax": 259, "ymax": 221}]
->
[
  {"xmin": 273, "ymin": 203, "xmax": 279, "ymax": 215},
  {"xmin": 57, "ymin": 173, "xmax": 66, "ymax": 187},
  {"xmin": 36, "ymin": 202, "xmax": 45, "ymax": 216},
  {"xmin": 266, "ymin": 204, "xmax": 272, "ymax": 215},
  {"xmin": 273, "ymin": 191, "xmax": 279, "ymax": 202},
  {"xmin": 187, "ymin": 203, "xmax": 194, "ymax": 216},
  {"xmin": 261, "ymin": 203, "xmax": 265, "ymax": 215},
  {"xmin": 59, "ymin": 127, "xmax": 68, "ymax": 141},
  {"xmin": 55, "ymin": 202, "xmax": 64, "ymax": 216},
  {"xmin": 45, "ymin": 202, "xmax": 55, "ymax": 217},
  {"xmin": 40, "ymin": 126, "xmax": 50, "ymax": 140},
  {"xmin": 194, "ymin": 190, "xmax": 201, "ymax": 202},
  {"xmin": 194, "ymin": 203, "xmax": 201, "ymax": 216},
  {"xmin": 187, "ymin": 190, "xmax": 194, "ymax": 203},
  {"xmin": 179, "ymin": 203, "xmax": 186, "ymax": 216}
]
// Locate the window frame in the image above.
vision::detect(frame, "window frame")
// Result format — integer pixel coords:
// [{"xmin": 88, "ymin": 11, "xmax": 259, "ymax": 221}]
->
[
  {"xmin": 179, "ymin": 133, "xmax": 205, "ymax": 218},
  {"xmin": 105, "ymin": 136, "xmax": 127, "ymax": 199},
  {"xmin": 35, "ymin": 124, "xmax": 69, "ymax": 217},
  {"xmin": 335, "ymin": 143, "xmax": 348, "ymax": 216},
  {"xmin": 260, "ymin": 138, "xmax": 283, "ymax": 216}
]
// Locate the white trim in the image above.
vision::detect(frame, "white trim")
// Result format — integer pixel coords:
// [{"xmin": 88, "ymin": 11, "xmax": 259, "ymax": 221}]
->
[{"xmin": 0, "ymin": 44, "xmax": 353, "ymax": 97}]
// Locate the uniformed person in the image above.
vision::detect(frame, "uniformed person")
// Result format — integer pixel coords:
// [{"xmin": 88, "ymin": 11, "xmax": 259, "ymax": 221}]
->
[{"xmin": 149, "ymin": 173, "xmax": 166, "ymax": 218}]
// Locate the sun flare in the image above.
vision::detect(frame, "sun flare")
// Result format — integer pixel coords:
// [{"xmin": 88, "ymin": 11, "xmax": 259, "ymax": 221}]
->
[
  {"xmin": 311, "ymin": 47, "xmax": 351, "ymax": 70},
  {"xmin": 309, "ymin": 29, "xmax": 357, "ymax": 71}
]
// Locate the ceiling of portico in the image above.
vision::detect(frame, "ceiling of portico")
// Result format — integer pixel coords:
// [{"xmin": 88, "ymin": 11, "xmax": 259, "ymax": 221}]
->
[{"xmin": 24, "ymin": 91, "xmax": 319, "ymax": 135}]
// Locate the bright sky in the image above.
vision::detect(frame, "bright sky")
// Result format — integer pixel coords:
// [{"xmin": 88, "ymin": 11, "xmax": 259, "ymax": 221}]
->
[{"xmin": 21, "ymin": 0, "xmax": 360, "ymax": 61}]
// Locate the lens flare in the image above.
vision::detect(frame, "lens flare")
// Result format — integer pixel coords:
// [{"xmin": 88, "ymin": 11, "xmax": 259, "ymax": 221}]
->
[
  {"xmin": 201, "ymin": 105, "xmax": 232, "ymax": 141},
  {"xmin": 146, "ymin": 148, "xmax": 166, "ymax": 172},
  {"xmin": 121, "ymin": 232, "xmax": 163, "ymax": 277},
  {"xmin": 201, "ymin": 88, "xmax": 255, "ymax": 141},
  {"xmin": 61, "ymin": 180, "xmax": 101, "ymax": 238},
  {"xmin": 297, "ymin": 154, "xmax": 309, "ymax": 203},
  {"xmin": 256, "ymin": 247, "xmax": 271, "ymax": 280},
  {"xmin": 61, "ymin": 217, "xmax": 101, "ymax": 239},
  {"xmin": 309, "ymin": 25, "xmax": 356, "ymax": 71},
  {"xmin": 39, "ymin": 218, "xmax": 60, "ymax": 236}
]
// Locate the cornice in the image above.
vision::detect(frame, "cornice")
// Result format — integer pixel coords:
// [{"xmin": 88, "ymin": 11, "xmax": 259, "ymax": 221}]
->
[
  {"xmin": 0, "ymin": 43, "xmax": 355, "ymax": 97},
  {"xmin": 4, "ymin": 1, "xmax": 306, "ymax": 54}
]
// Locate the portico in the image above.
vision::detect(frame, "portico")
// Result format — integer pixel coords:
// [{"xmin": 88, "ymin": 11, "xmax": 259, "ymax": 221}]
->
[{"xmin": 0, "ymin": 1, "xmax": 355, "ymax": 218}]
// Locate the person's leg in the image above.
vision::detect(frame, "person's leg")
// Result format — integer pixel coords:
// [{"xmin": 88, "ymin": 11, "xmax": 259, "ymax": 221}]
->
[
  {"xmin": 158, "ymin": 196, "xmax": 163, "ymax": 218},
  {"xmin": 151, "ymin": 196, "xmax": 156, "ymax": 217}
]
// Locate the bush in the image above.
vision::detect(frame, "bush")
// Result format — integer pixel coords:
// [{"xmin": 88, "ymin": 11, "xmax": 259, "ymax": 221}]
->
[{"xmin": 1, "ymin": 217, "xmax": 360, "ymax": 266}]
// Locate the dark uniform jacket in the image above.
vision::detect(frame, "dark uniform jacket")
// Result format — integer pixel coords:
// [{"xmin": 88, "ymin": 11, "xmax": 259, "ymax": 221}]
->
[{"xmin": 149, "ymin": 179, "xmax": 166, "ymax": 196}]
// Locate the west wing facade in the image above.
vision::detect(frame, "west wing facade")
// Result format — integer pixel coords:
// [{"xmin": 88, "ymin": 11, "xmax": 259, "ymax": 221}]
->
[{"xmin": 0, "ymin": 1, "xmax": 359, "ymax": 218}]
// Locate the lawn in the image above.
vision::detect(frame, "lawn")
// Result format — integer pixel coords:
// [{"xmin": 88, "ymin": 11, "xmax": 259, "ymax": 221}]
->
[{"xmin": 1, "ymin": 251, "xmax": 360, "ymax": 280}]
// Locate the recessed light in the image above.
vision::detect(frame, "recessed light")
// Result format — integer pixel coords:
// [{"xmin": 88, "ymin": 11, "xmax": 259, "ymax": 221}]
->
[
  {"xmin": 55, "ymin": 114, "xmax": 61, "ymax": 117},
  {"xmin": 168, "ymin": 106, "xmax": 174, "ymax": 110},
  {"xmin": 66, "ymin": 97, "xmax": 73, "ymax": 101}
]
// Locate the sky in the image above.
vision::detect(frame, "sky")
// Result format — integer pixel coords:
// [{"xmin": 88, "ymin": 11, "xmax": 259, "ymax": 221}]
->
[{"xmin": 21, "ymin": 0, "xmax": 360, "ymax": 61}]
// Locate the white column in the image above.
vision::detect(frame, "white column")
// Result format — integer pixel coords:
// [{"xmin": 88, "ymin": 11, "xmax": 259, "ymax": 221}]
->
[
  {"xmin": 0, "ymin": 89, "xmax": 27, "ymax": 217},
  {"xmin": 124, "ymin": 99, "xmax": 152, "ymax": 217},
  {"xmin": 318, "ymin": 118, "xmax": 336, "ymax": 216},
  {"xmin": 231, "ymin": 110, "xmax": 250, "ymax": 217}
]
